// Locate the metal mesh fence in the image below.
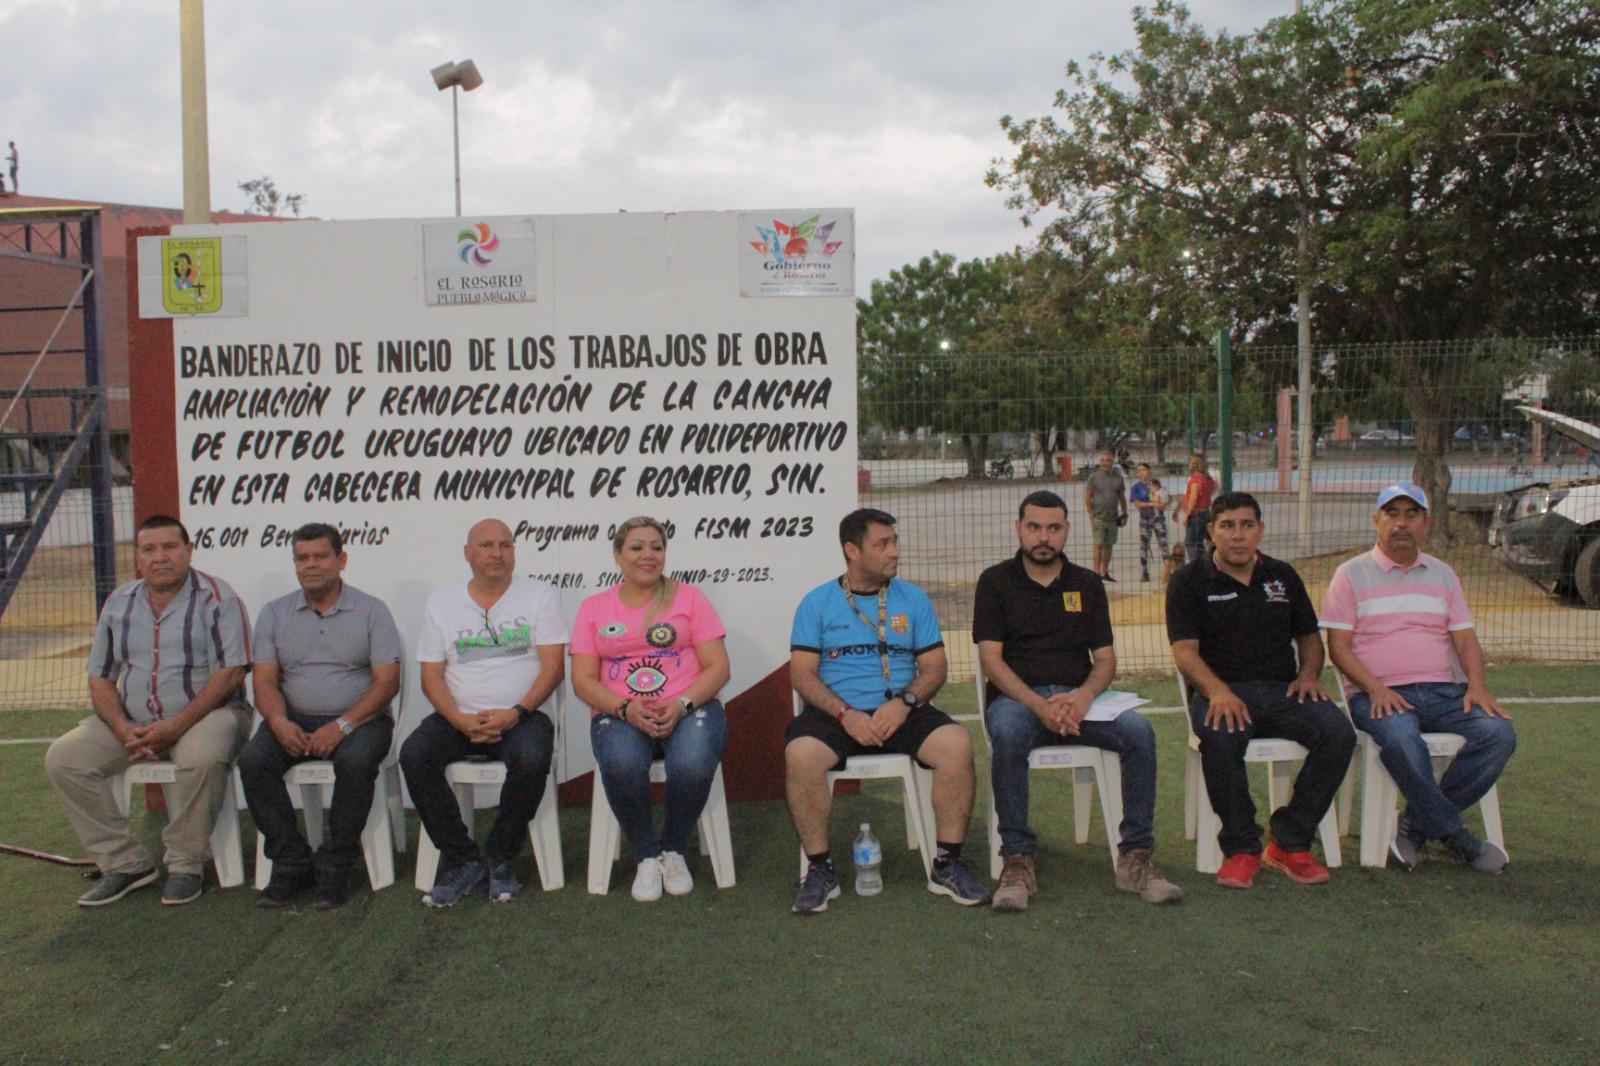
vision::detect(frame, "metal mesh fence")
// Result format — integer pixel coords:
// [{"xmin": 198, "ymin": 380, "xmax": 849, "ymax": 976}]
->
[
  {"xmin": 1, "ymin": 336, "xmax": 1594, "ymax": 709},
  {"xmin": 0, "ymin": 396, "xmax": 131, "ymax": 711},
  {"xmin": 863, "ymin": 337, "xmax": 1600, "ymax": 680}
]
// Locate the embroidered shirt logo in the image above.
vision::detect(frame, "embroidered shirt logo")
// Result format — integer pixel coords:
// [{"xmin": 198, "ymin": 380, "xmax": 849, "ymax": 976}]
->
[
  {"xmin": 1062, "ymin": 592, "xmax": 1082, "ymax": 613},
  {"xmin": 889, "ymin": 614, "xmax": 910, "ymax": 634},
  {"xmin": 1262, "ymin": 580, "xmax": 1290, "ymax": 604}
]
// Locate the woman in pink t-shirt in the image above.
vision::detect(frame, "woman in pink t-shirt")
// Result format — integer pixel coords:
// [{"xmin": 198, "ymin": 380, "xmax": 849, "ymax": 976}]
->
[{"xmin": 570, "ymin": 516, "xmax": 730, "ymax": 902}]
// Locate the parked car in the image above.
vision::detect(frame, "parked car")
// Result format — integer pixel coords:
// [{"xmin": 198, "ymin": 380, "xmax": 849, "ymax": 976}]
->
[{"xmin": 1489, "ymin": 408, "xmax": 1600, "ymax": 607}]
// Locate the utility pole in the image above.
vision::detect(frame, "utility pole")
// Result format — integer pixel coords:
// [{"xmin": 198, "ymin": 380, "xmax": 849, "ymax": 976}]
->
[
  {"xmin": 1294, "ymin": 0, "xmax": 1314, "ymax": 549},
  {"xmin": 179, "ymin": 0, "xmax": 211, "ymax": 224},
  {"xmin": 1217, "ymin": 329, "xmax": 1234, "ymax": 492}
]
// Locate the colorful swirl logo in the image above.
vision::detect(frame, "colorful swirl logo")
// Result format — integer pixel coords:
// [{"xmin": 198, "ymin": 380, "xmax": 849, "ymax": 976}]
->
[{"xmin": 457, "ymin": 222, "xmax": 500, "ymax": 266}]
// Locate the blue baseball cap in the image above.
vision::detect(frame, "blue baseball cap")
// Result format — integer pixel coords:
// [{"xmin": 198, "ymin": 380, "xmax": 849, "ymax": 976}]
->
[{"xmin": 1375, "ymin": 483, "xmax": 1429, "ymax": 512}]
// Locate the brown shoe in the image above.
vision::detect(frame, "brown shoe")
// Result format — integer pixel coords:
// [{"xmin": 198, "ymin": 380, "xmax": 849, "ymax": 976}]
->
[
  {"xmin": 1115, "ymin": 849, "xmax": 1183, "ymax": 904},
  {"xmin": 992, "ymin": 853, "xmax": 1037, "ymax": 912}
]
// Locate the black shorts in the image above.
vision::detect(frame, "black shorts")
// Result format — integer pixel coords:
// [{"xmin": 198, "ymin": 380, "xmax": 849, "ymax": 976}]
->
[{"xmin": 785, "ymin": 703, "xmax": 957, "ymax": 769}]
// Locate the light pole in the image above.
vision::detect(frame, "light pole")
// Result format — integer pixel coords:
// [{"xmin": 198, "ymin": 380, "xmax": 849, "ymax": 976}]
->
[
  {"xmin": 179, "ymin": 0, "xmax": 211, "ymax": 224},
  {"xmin": 430, "ymin": 59, "xmax": 484, "ymax": 217},
  {"xmin": 1293, "ymin": 0, "xmax": 1314, "ymax": 551}
]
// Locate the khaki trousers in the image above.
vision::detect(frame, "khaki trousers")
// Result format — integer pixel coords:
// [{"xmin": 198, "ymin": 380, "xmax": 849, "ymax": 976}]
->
[{"xmin": 43, "ymin": 707, "xmax": 250, "ymax": 876}]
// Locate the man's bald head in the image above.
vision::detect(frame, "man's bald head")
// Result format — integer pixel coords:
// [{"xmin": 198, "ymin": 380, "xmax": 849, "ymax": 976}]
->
[
  {"xmin": 466, "ymin": 518, "xmax": 512, "ymax": 546},
  {"xmin": 464, "ymin": 518, "xmax": 516, "ymax": 586}
]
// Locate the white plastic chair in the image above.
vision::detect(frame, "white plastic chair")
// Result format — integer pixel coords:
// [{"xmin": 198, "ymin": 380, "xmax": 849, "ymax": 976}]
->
[
  {"xmin": 792, "ymin": 692, "xmax": 936, "ymax": 879},
  {"xmin": 112, "ymin": 761, "xmax": 246, "ymax": 888},
  {"xmin": 1177, "ymin": 672, "xmax": 1342, "ymax": 873},
  {"xmin": 1330, "ymin": 668, "xmax": 1506, "ymax": 868},
  {"xmin": 586, "ymin": 759, "xmax": 736, "ymax": 894},
  {"xmin": 973, "ymin": 658, "xmax": 1122, "ymax": 879},
  {"xmin": 412, "ymin": 689, "xmax": 567, "ymax": 892}
]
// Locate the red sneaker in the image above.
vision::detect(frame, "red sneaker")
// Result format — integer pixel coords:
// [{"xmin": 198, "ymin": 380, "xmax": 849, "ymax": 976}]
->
[
  {"xmin": 1263, "ymin": 840, "xmax": 1331, "ymax": 884},
  {"xmin": 1216, "ymin": 852, "xmax": 1261, "ymax": 889}
]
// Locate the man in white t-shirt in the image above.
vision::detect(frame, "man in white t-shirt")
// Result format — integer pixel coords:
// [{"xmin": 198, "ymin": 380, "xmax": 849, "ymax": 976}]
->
[{"xmin": 400, "ymin": 518, "xmax": 569, "ymax": 907}]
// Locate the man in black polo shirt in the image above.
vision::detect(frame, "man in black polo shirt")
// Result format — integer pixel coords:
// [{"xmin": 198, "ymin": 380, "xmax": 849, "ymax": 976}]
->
[
  {"xmin": 1166, "ymin": 491, "xmax": 1355, "ymax": 889},
  {"xmin": 976, "ymin": 491, "xmax": 1182, "ymax": 911}
]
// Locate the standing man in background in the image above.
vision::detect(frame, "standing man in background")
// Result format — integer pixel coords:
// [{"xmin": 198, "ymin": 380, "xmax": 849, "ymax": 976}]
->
[{"xmin": 1084, "ymin": 451, "xmax": 1127, "ymax": 583}]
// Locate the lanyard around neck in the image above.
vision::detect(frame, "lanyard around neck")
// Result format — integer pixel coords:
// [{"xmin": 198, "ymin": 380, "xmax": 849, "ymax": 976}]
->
[{"xmin": 839, "ymin": 576, "xmax": 894, "ymax": 700}]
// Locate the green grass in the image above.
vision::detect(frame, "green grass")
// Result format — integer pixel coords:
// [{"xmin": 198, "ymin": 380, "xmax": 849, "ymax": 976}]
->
[{"xmin": 2, "ymin": 668, "xmax": 1596, "ymax": 1064}]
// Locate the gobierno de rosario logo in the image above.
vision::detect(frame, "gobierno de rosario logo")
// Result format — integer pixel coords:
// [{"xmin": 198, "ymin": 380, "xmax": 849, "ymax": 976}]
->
[
  {"xmin": 749, "ymin": 214, "xmax": 843, "ymax": 267},
  {"xmin": 456, "ymin": 222, "xmax": 501, "ymax": 266}
]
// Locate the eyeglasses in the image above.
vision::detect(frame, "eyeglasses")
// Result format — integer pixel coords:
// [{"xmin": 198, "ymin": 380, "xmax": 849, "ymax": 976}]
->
[{"xmin": 481, "ymin": 607, "xmax": 500, "ymax": 645}]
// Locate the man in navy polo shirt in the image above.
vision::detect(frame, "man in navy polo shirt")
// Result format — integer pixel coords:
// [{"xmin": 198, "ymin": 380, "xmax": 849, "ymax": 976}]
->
[
  {"xmin": 1166, "ymin": 491, "xmax": 1355, "ymax": 889},
  {"xmin": 976, "ymin": 491, "xmax": 1182, "ymax": 910},
  {"xmin": 785, "ymin": 507, "xmax": 989, "ymax": 914}
]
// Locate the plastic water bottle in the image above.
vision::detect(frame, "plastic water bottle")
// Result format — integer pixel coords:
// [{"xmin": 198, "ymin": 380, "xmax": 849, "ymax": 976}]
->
[{"xmin": 853, "ymin": 823, "xmax": 883, "ymax": 896}]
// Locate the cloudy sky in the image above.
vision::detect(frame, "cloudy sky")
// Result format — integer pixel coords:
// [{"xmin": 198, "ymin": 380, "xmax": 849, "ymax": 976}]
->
[{"xmin": 3, "ymin": 0, "xmax": 1285, "ymax": 292}]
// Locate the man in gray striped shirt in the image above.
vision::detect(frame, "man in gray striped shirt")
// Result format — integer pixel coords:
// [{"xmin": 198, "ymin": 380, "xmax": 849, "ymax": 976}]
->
[{"xmin": 44, "ymin": 514, "xmax": 252, "ymax": 906}]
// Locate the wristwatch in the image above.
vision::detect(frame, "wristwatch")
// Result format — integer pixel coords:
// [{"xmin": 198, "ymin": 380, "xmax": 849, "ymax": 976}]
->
[
  {"xmin": 679, "ymin": 697, "xmax": 696, "ymax": 714},
  {"xmin": 335, "ymin": 717, "xmax": 354, "ymax": 737},
  {"xmin": 513, "ymin": 703, "xmax": 535, "ymax": 723},
  {"xmin": 899, "ymin": 690, "xmax": 922, "ymax": 709}
]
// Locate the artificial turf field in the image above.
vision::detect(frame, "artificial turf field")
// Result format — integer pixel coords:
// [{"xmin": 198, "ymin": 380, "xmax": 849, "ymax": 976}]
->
[{"xmin": 1, "ymin": 665, "xmax": 1595, "ymax": 1064}]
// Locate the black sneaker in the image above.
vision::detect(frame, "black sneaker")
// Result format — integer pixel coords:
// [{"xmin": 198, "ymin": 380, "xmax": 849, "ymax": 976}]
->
[
  {"xmin": 422, "ymin": 859, "xmax": 486, "ymax": 908},
  {"xmin": 312, "ymin": 866, "xmax": 351, "ymax": 911},
  {"xmin": 928, "ymin": 856, "xmax": 991, "ymax": 906},
  {"xmin": 77, "ymin": 868, "xmax": 158, "ymax": 907},
  {"xmin": 161, "ymin": 872, "xmax": 204, "ymax": 906},
  {"xmin": 791, "ymin": 861, "xmax": 841, "ymax": 916},
  {"xmin": 257, "ymin": 865, "xmax": 315, "ymax": 909},
  {"xmin": 1102, "ymin": 573, "xmax": 1117, "ymax": 584},
  {"xmin": 488, "ymin": 858, "xmax": 521, "ymax": 903}
]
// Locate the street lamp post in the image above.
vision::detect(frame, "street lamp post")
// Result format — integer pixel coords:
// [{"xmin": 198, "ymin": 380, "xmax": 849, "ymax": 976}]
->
[
  {"xmin": 430, "ymin": 59, "xmax": 484, "ymax": 217},
  {"xmin": 179, "ymin": 0, "xmax": 211, "ymax": 224}
]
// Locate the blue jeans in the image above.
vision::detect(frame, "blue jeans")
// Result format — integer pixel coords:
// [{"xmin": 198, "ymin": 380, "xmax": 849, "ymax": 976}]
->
[
  {"xmin": 1349, "ymin": 682, "xmax": 1516, "ymax": 840},
  {"xmin": 1189, "ymin": 680, "xmax": 1356, "ymax": 856},
  {"xmin": 590, "ymin": 700, "xmax": 728, "ymax": 860},
  {"xmin": 986, "ymin": 686, "xmax": 1158, "ymax": 856},
  {"xmin": 1184, "ymin": 513, "xmax": 1209, "ymax": 563},
  {"xmin": 399, "ymin": 711, "xmax": 554, "ymax": 868},
  {"xmin": 237, "ymin": 711, "xmax": 393, "ymax": 872}
]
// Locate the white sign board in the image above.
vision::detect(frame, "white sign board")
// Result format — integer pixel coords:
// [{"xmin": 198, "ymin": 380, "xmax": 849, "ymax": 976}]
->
[{"xmin": 140, "ymin": 211, "xmax": 857, "ymax": 780}]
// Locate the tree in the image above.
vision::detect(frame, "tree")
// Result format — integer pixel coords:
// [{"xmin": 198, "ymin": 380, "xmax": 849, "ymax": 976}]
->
[
  {"xmin": 989, "ymin": 0, "xmax": 1600, "ymax": 537},
  {"xmin": 857, "ymin": 252, "xmax": 1026, "ymax": 477},
  {"xmin": 238, "ymin": 175, "xmax": 307, "ymax": 217}
]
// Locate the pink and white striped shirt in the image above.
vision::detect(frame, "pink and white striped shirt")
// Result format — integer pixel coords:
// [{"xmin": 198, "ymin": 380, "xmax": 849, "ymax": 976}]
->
[{"xmin": 1320, "ymin": 546, "xmax": 1473, "ymax": 694}]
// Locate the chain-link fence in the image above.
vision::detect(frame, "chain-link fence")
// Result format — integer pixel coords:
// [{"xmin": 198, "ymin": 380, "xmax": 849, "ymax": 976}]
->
[
  {"xmin": 3, "ymin": 335, "xmax": 1595, "ymax": 709},
  {"xmin": 1, "ymin": 205, "xmax": 130, "ymax": 712},
  {"xmin": 0, "ymin": 420, "xmax": 132, "ymax": 710},
  {"xmin": 863, "ymin": 337, "xmax": 1600, "ymax": 679}
]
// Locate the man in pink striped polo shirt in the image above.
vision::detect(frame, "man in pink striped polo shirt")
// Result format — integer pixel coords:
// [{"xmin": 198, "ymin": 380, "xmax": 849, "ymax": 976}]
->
[{"xmin": 1322, "ymin": 484, "xmax": 1515, "ymax": 874}]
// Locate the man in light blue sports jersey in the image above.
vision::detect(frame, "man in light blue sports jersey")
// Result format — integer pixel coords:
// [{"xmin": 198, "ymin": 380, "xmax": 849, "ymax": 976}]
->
[{"xmin": 785, "ymin": 507, "xmax": 989, "ymax": 914}]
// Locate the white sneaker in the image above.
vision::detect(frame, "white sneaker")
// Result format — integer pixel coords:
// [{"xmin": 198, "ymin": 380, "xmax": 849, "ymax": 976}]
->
[
  {"xmin": 631, "ymin": 857, "xmax": 663, "ymax": 902},
  {"xmin": 660, "ymin": 851, "xmax": 694, "ymax": 896}
]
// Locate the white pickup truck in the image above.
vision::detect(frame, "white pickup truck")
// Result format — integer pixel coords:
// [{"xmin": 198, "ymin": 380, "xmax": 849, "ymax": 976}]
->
[{"xmin": 1489, "ymin": 406, "xmax": 1600, "ymax": 607}]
